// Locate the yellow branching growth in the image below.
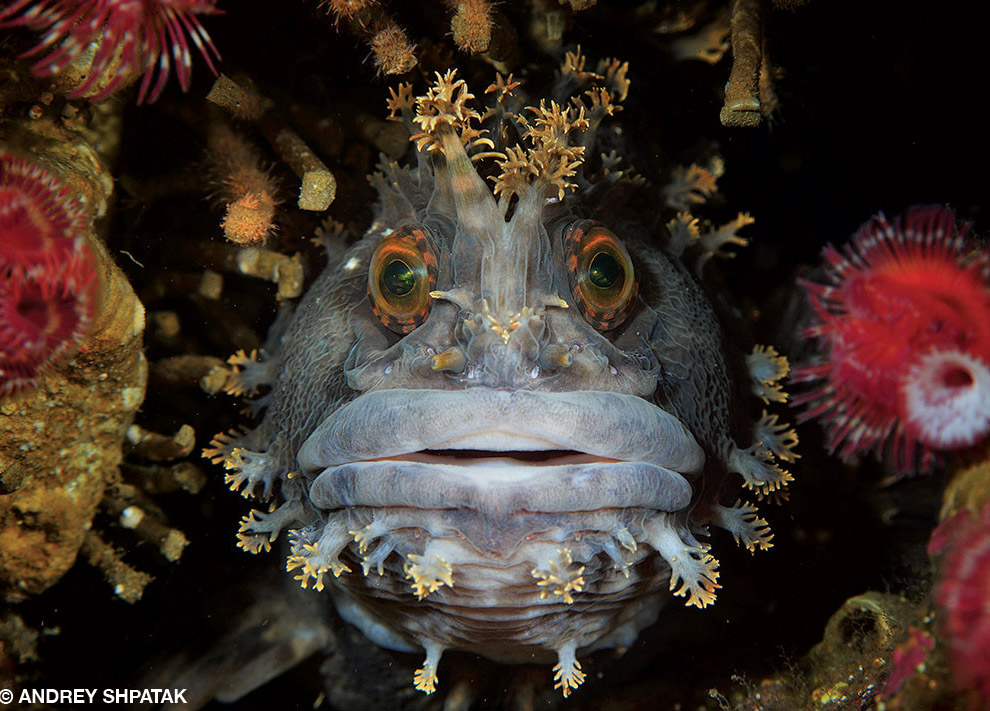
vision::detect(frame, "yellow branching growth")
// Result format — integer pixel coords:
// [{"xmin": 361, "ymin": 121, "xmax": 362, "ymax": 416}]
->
[
  {"xmin": 711, "ymin": 501, "xmax": 774, "ymax": 553},
  {"xmin": 386, "ymin": 83, "xmax": 415, "ymax": 120},
  {"xmin": 597, "ymin": 57, "xmax": 631, "ymax": 102},
  {"xmin": 747, "ymin": 344, "xmax": 790, "ymax": 404},
  {"xmin": 531, "ymin": 548, "xmax": 586, "ymax": 604},
  {"xmin": 201, "ymin": 427, "xmax": 248, "ymax": 465},
  {"xmin": 493, "ymin": 100, "xmax": 589, "ymax": 201},
  {"xmin": 404, "ymin": 552, "xmax": 455, "ymax": 599},
  {"xmin": 754, "ymin": 410, "xmax": 800, "ymax": 463},
  {"xmin": 552, "ymin": 656, "xmax": 586, "ymax": 697},
  {"xmin": 577, "ymin": 86, "xmax": 619, "ymax": 118},
  {"xmin": 484, "ymin": 72, "xmax": 521, "ymax": 104},
  {"xmin": 665, "ymin": 163, "xmax": 721, "ymax": 211},
  {"xmin": 411, "ymin": 70, "xmax": 490, "ymax": 154},
  {"xmin": 560, "ymin": 46, "xmax": 602, "ymax": 83}
]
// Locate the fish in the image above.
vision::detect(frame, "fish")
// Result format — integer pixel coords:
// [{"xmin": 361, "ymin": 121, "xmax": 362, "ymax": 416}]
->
[{"xmin": 205, "ymin": 55, "xmax": 795, "ymax": 698}]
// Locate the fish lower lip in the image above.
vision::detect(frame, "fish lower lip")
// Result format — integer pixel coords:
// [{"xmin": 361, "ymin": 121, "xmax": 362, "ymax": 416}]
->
[{"xmin": 308, "ymin": 459, "xmax": 693, "ymax": 514}]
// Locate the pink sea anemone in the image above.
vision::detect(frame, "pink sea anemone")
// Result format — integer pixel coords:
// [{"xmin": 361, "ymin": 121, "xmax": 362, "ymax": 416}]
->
[
  {"xmin": 793, "ymin": 205, "xmax": 990, "ymax": 473},
  {"xmin": 0, "ymin": 155, "xmax": 97, "ymax": 396},
  {"xmin": 0, "ymin": 0, "xmax": 221, "ymax": 104}
]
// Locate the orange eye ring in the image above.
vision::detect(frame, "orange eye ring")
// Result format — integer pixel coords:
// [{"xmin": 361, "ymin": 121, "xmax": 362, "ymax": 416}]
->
[
  {"xmin": 563, "ymin": 221, "xmax": 637, "ymax": 330},
  {"xmin": 368, "ymin": 226, "xmax": 438, "ymax": 334}
]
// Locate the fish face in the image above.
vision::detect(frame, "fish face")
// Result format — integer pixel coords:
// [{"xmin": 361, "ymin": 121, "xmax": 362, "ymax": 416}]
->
[{"xmin": 207, "ymin": 64, "xmax": 794, "ymax": 697}]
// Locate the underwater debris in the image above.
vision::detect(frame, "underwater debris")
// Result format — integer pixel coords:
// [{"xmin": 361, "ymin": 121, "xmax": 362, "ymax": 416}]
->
[
  {"xmin": 125, "ymin": 423, "xmax": 196, "ymax": 461},
  {"xmin": 79, "ymin": 529, "xmax": 152, "ymax": 603},
  {"xmin": 716, "ymin": 592, "xmax": 918, "ymax": 711},
  {"xmin": 0, "ymin": 610, "xmax": 40, "ymax": 691},
  {"xmin": 793, "ymin": 205, "xmax": 990, "ymax": 474},
  {"xmin": 206, "ymin": 119, "xmax": 281, "ymax": 246},
  {"xmin": 0, "ymin": 0, "xmax": 221, "ymax": 103},
  {"xmin": 207, "ymin": 74, "xmax": 336, "ymax": 212},
  {"xmin": 192, "ymin": 241, "xmax": 304, "ymax": 300},
  {"xmin": 120, "ymin": 460, "xmax": 207, "ymax": 496},
  {"xmin": 670, "ymin": 9, "xmax": 731, "ymax": 64},
  {"xmin": 720, "ymin": 0, "xmax": 764, "ymax": 127},
  {"xmin": 320, "ymin": 0, "xmax": 417, "ymax": 75},
  {"xmin": 449, "ymin": 0, "xmax": 494, "ymax": 54}
]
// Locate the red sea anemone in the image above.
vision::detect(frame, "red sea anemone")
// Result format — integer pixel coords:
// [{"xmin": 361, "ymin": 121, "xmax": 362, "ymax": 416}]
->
[
  {"xmin": 0, "ymin": 0, "xmax": 221, "ymax": 104},
  {"xmin": 793, "ymin": 205, "xmax": 990, "ymax": 473},
  {"xmin": 930, "ymin": 502, "xmax": 990, "ymax": 703},
  {"xmin": 0, "ymin": 155, "xmax": 97, "ymax": 396}
]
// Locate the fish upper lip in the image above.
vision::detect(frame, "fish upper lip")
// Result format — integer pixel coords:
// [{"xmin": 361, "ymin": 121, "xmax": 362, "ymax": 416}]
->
[{"xmin": 297, "ymin": 387, "xmax": 705, "ymax": 476}]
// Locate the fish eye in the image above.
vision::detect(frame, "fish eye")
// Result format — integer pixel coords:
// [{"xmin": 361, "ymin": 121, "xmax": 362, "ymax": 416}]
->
[
  {"xmin": 564, "ymin": 221, "xmax": 637, "ymax": 330},
  {"xmin": 589, "ymin": 252, "xmax": 622, "ymax": 288},
  {"xmin": 368, "ymin": 226, "xmax": 438, "ymax": 333},
  {"xmin": 383, "ymin": 259, "xmax": 415, "ymax": 296}
]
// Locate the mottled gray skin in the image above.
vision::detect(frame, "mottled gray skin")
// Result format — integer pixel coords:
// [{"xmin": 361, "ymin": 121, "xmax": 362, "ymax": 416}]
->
[{"xmin": 218, "ymin": 73, "xmax": 781, "ymax": 694}]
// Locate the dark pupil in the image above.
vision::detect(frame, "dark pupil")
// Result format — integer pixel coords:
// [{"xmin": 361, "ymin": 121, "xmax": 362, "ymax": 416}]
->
[
  {"xmin": 588, "ymin": 252, "xmax": 622, "ymax": 289},
  {"xmin": 383, "ymin": 259, "xmax": 415, "ymax": 296}
]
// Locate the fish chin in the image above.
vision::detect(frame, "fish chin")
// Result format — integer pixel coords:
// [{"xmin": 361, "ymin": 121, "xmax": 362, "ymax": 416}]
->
[{"xmin": 293, "ymin": 387, "xmax": 707, "ymax": 667}]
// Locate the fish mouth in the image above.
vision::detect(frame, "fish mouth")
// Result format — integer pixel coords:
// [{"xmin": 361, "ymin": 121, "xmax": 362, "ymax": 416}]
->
[{"xmin": 298, "ymin": 388, "xmax": 705, "ymax": 515}]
